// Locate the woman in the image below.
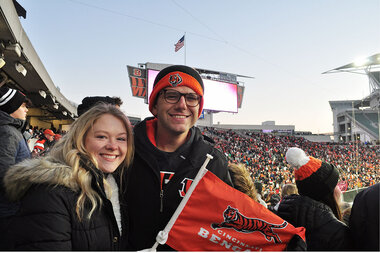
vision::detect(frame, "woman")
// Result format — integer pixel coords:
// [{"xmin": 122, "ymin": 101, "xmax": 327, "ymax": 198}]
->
[
  {"xmin": 276, "ymin": 147, "xmax": 352, "ymax": 250},
  {"xmin": 3, "ymin": 103, "xmax": 134, "ymax": 250}
]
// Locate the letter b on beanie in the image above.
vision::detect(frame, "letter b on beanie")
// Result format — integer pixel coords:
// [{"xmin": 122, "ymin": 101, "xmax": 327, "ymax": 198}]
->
[{"xmin": 148, "ymin": 65, "xmax": 204, "ymax": 117}]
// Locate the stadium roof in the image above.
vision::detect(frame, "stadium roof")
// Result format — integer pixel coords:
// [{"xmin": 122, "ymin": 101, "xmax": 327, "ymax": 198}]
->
[
  {"xmin": 0, "ymin": 0, "xmax": 77, "ymax": 119},
  {"xmin": 322, "ymin": 53, "xmax": 380, "ymax": 75}
]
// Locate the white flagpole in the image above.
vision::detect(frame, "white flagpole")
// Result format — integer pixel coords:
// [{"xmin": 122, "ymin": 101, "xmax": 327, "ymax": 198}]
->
[
  {"xmin": 150, "ymin": 154, "xmax": 214, "ymax": 251},
  {"xmin": 184, "ymin": 32, "xmax": 186, "ymax": 65}
]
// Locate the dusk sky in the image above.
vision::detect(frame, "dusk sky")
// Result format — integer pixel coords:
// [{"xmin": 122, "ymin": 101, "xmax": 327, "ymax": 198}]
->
[{"xmin": 18, "ymin": 0, "xmax": 380, "ymax": 133}]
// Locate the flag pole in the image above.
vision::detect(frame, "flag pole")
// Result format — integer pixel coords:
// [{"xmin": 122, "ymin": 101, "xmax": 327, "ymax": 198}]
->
[
  {"xmin": 184, "ymin": 32, "xmax": 186, "ymax": 65},
  {"xmin": 150, "ymin": 154, "xmax": 214, "ymax": 251}
]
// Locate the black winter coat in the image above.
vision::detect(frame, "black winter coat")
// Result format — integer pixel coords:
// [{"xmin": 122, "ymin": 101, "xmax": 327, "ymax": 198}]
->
[
  {"xmin": 0, "ymin": 110, "xmax": 30, "ymax": 213},
  {"xmin": 349, "ymin": 183, "xmax": 379, "ymax": 251},
  {"xmin": 124, "ymin": 118, "xmax": 233, "ymax": 251},
  {"xmin": 276, "ymin": 194, "xmax": 352, "ymax": 251},
  {"xmin": 2, "ymin": 157, "xmax": 124, "ymax": 250}
]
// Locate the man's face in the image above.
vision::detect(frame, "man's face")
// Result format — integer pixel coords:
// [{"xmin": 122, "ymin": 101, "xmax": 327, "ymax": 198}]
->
[
  {"xmin": 10, "ymin": 102, "xmax": 28, "ymax": 120},
  {"xmin": 152, "ymin": 86, "xmax": 200, "ymax": 137},
  {"xmin": 46, "ymin": 134, "xmax": 54, "ymax": 142}
]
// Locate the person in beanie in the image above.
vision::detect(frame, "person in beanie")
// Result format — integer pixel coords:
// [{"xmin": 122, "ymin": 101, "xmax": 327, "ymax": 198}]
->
[
  {"xmin": 32, "ymin": 128, "xmax": 55, "ymax": 157},
  {"xmin": 124, "ymin": 65, "xmax": 233, "ymax": 251},
  {"xmin": 275, "ymin": 147, "xmax": 352, "ymax": 250},
  {"xmin": 0, "ymin": 86, "xmax": 30, "ymax": 249}
]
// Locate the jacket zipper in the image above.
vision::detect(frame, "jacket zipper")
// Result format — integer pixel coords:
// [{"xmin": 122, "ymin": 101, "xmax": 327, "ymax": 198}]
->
[{"xmin": 160, "ymin": 189, "xmax": 164, "ymax": 212}]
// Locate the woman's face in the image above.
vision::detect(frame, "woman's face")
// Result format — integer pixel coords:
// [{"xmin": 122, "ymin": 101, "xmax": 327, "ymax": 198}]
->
[{"xmin": 84, "ymin": 114, "xmax": 128, "ymax": 173}]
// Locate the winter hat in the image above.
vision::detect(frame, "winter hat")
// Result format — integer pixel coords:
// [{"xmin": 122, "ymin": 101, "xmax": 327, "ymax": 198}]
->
[
  {"xmin": 149, "ymin": 65, "xmax": 204, "ymax": 117},
  {"xmin": 0, "ymin": 86, "xmax": 27, "ymax": 114},
  {"xmin": 285, "ymin": 147, "xmax": 339, "ymax": 201},
  {"xmin": 43, "ymin": 129, "xmax": 55, "ymax": 136},
  {"xmin": 77, "ymin": 96, "xmax": 117, "ymax": 117}
]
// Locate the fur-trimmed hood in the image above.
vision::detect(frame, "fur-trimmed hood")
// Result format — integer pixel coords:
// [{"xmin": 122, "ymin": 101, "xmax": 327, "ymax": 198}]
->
[{"xmin": 4, "ymin": 157, "xmax": 79, "ymax": 201}]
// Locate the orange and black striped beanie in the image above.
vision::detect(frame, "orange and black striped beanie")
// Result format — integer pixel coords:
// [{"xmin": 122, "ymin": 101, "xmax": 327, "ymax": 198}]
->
[{"xmin": 149, "ymin": 65, "xmax": 204, "ymax": 118}]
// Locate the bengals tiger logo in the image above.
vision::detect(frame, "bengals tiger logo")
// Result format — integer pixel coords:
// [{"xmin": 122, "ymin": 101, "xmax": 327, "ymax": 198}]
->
[
  {"xmin": 179, "ymin": 178, "xmax": 193, "ymax": 197},
  {"xmin": 169, "ymin": 74, "xmax": 182, "ymax": 87},
  {"xmin": 211, "ymin": 206, "xmax": 287, "ymax": 244}
]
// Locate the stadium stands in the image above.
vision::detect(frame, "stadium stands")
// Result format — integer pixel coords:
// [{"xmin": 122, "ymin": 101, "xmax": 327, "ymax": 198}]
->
[{"xmin": 201, "ymin": 127, "xmax": 379, "ymax": 196}]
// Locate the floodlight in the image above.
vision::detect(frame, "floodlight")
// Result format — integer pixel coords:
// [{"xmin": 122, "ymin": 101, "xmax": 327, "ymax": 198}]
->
[
  {"xmin": 6, "ymin": 43, "xmax": 22, "ymax": 57},
  {"xmin": 0, "ymin": 57, "xmax": 5, "ymax": 68},
  {"xmin": 15, "ymin": 62, "xmax": 27, "ymax": 76},
  {"xmin": 39, "ymin": 90, "xmax": 47, "ymax": 98},
  {"xmin": 62, "ymin": 111, "xmax": 67, "ymax": 116},
  {"xmin": 53, "ymin": 103, "xmax": 59, "ymax": 109},
  {"xmin": 353, "ymin": 57, "xmax": 369, "ymax": 67}
]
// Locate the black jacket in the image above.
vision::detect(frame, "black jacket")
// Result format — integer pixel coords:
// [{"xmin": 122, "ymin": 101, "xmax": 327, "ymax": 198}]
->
[
  {"xmin": 125, "ymin": 118, "xmax": 232, "ymax": 250},
  {"xmin": 349, "ymin": 183, "xmax": 379, "ymax": 251},
  {"xmin": 276, "ymin": 194, "xmax": 352, "ymax": 251},
  {"xmin": 0, "ymin": 110, "xmax": 30, "ymax": 218},
  {"xmin": 0, "ymin": 111, "xmax": 30, "ymax": 191},
  {"xmin": 3, "ymin": 157, "xmax": 124, "ymax": 250}
]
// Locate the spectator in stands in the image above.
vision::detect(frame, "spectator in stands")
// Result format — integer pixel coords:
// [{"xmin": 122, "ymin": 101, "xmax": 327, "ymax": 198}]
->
[
  {"xmin": 77, "ymin": 96, "xmax": 123, "ymax": 117},
  {"xmin": 0, "ymin": 86, "xmax": 30, "ymax": 249},
  {"xmin": 266, "ymin": 192, "xmax": 280, "ymax": 212},
  {"xmin": 54, "ymin": 133, "xmax": 62, "ymax": 142},
  {"xmin": 202, "ymin": 127, "xmax": 378, "ymax": 193},
  {"xmin": 254, "ymin": 181, "xmax": 267, "ymax": 208},
  {"xmin": 3, "ymin": 103, "xmax": 134, "ymax": 250},
  {"xmin": 281, "ymin": 183, "xmax": 298, "ymax": 197},
  {"xmin": 32, "ymin": 128, "xmax": 55, "ymax": 157},
  {"xmin": 276, "ymin": 147, "xmax": 352, "ymax": 250},
  {"xmin": 228, "ymin": 163, "xmax": 257, "ymax": 201},
  {"xmin": 124, "ymin": 65, "xmax": 233, "ymax": 251},
  {"xmin": 273, "ymin": 184, "xmax": 299, "ymax": 211},
  {"xmin": 349, "ymin": 183, "xmax": 379, "ymax": 251}
]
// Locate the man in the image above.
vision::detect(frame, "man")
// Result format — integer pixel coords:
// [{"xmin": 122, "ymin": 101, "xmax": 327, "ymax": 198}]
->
[
  {"xmin": 0, "ymin": 86, "xmax": 30, "ymax": 188},
  {"xmin": 0, "ymin": 86, "xmax": 30, "ymax": 249},
  {"xmin": 125, "ymin": 65, "xmax": 233, "ymax": 250},
  {"xmin": 349, "ymin": 183, "xmax": 379, "ymax": 250},
  {"xmin": 32, "ymin": 128, "xmax": 55, "ymax": 157}
]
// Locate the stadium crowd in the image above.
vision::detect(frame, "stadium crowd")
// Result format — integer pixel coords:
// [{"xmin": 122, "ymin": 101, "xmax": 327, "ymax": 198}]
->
[
  {"xmin": 202, "ymin": 127, "xmax": 379, "ymax": 194},
  {"xmin": 1, "ymin": 65, "xmax": 378, "ymax": 250}
]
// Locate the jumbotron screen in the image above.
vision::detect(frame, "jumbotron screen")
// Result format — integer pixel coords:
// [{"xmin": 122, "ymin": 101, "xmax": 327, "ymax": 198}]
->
[{"xmin": 147, "ymin": 69, "xmax": 238, "ymax": 113}]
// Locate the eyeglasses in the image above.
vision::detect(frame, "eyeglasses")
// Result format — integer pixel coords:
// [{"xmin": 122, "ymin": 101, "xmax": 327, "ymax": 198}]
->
[{"xmin": 160, "ymin": 89, "xmax": 201, "ymax": 107}]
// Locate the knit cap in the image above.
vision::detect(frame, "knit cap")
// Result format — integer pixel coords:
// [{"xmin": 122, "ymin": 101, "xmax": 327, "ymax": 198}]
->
[
  {"xmin": 77, "ymin": 96, "xmax": 117, "ymax": 117},
  {"xmin": 149, "ymin": 65, "xmax": 204, "ymax": 117},
  {"xmin": 44, "ymin": 129, "xmax": 55, "ymax": 136},
  {"xmin": 285, "ymin": 147, "xmax": 339, "ymax": 201},
  {"xmin": 0, "ymin": 86, "xmax": 27, "ymax": 114}
]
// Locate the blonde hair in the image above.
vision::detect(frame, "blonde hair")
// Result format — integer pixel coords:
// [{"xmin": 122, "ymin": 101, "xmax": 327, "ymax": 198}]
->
[
  {"xmin": 228, "ymin": 163, "xmax": 258, "ymax": 202},
  {"xmin": 281, "ymin": 184, "xmax": 298, "ymax": 197},
  {"xmin": 48, "ymin": 103, "xmax": 134, "ymax": 220}
]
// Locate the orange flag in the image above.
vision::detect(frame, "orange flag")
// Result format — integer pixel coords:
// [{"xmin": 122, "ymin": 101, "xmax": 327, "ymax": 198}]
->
[{"xmin": 166, "ymin": 171, "xmax": 306, "ymax": 251}]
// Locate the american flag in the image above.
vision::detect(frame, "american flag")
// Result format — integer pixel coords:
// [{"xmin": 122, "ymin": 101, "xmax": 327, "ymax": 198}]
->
[{"xmin": 174, "ymin": 35, "xmax": 185, "ymax": 52}]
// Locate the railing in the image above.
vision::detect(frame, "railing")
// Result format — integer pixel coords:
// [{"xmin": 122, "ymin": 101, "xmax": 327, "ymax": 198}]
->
[{"xmin": 342, "ymin": 187, "xmax": 367, "ymax": 203}]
